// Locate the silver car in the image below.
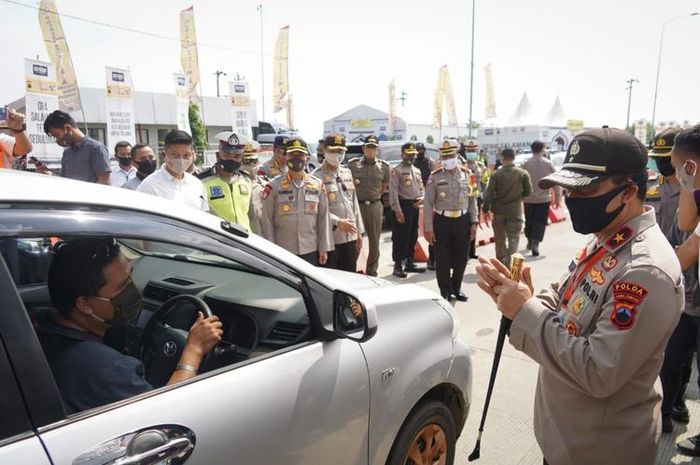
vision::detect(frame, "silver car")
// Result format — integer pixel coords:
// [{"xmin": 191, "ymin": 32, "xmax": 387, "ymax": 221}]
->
[{"xmin": 0, "ymin": 169, "xmax": 471, "ymax": 465}]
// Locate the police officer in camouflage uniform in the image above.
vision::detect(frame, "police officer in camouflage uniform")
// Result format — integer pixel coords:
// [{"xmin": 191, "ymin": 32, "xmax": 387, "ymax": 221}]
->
[
  {"xmin": 261, "ymin": 137, "xmax": 332, "ymax": 265},
  {"xmin": 313, "ymin": 134, "xmax": 364, "ymax": 272},
  {"xmin": 202, "ymin": 131, "xmax": 254, "ymax": 231},
  {"xmin": 259, "ymin": 135, "xmax": 289, "ymax": 179},
  {"xmin": 476, "ymin": 127, "xmax": 684, "ymax": 465},
  {"xmin": 389, "ymin": 142, "xmax": 426, "ymax": 278},
  {"xmin": 240, "ymin": 142, "xmax": 265, "ymax": 235},
  {"xmin": 424, "ymin": 140, "xmax": 478, "ymax": 301},
  {"xmin": 347, "ymin": 135, "xmax": 390, "ymax": 277}
]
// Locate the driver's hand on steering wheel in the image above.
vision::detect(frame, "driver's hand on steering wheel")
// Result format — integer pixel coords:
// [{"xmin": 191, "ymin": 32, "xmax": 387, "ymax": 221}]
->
[{"xmin": 185, "ymin": 312, "xmax": 223, "ymax": 357}]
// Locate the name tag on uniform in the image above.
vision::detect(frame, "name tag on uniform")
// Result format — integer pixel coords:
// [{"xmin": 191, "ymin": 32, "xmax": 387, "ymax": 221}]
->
[
  {"xmin": 209, "ymin": 185, "xmax": 225, "ymax": 200},
  {"xmin": 305, "ymin": 192, "xmax": 319, "ymax": 202},
  {"xmin": 239, "ymin": 184, "xmax": 249, "ymax": 195}
]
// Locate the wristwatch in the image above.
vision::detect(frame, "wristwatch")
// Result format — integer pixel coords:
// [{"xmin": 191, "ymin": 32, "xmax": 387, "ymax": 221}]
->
[{"xmin": 10, "ymin": 123, "xmax": 26, "ymax": 133}]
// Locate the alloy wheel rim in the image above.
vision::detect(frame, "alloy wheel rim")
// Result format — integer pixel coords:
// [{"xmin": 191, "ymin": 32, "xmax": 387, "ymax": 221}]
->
[{"xmin": 404, "ymin": 423, "xmax": 447, "ymax": 465}]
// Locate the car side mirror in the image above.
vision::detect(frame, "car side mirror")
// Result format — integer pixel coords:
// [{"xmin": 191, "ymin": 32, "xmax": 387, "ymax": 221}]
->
[{"xmin": 333, "ymin": 291, "xmax": 377, "ymax": 342}]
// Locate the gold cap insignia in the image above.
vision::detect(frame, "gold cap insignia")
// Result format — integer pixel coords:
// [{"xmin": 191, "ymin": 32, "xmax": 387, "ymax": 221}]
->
[
  {"xmin": 335, "ymin": 135, "xmax": 343, "ymax": 144},
  {"xmin": 293, "ymin": 140, "xmax": 302, "ymax": 147},
  {"xmin": 570, "ymin": 141, "xmax": 580, "ymax": 156},
  {"xmin": 655, "ymin": 138, "xmax": 666, "ymax": 147}
]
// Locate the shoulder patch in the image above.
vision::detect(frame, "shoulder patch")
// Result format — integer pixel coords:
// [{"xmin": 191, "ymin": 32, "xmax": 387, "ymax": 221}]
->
[
  {"xmin": 611, "ymin": 302, "xmax": 637, "ymax": 330},
  {"xmin": 431, "ymin": 167, "xmax": 444, "ymax": 175},
  {"xmin": 262, "ymin": 184, "xmax": 272, "ymax": 200},
  {"xmin": 613, "ymin": 281, "xmax": 648, "ymax": 305}
]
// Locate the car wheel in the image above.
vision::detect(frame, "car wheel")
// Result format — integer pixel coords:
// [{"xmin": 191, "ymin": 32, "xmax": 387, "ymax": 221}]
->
[{"xmin": 386, "ymin": 401, "xmax": 456, "ymax": 465}]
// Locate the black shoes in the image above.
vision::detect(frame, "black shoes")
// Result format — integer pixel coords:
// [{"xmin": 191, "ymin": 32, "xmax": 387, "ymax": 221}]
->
[
  {"xmin": 453, "ymin": 291, "xmax": 468, "ymax": 302},
  {"xmin": 393, "ymin": 263, "xmax": 407, "ymax": 278},
  {"xmin": 672, "ymin": 403, "xmax": 691, "ymax": 423},
  {"xmin": 441, "ymin": 292, "xmax": 452, "ymax": 301},
  {"xmin": 662, "ymin": 415, "xmax": 673, "ymax": 433},
  {"xmin": 526, "ymin": 239, "xmax": 532, "ymax": 251},
  {"xmin": 532, "ymin": 241, "xmax": 540, "ymax": 256},
  {"xmin": 405, "ymin": 259, "xmax": 426, "ymax": 273},
  {"xmin": 427, "ymin": 257, "xmax": 436, "ymax": 270},
  {"xmin": 677, "ymin": 433, "xmax": 700, "ymax": 456}
]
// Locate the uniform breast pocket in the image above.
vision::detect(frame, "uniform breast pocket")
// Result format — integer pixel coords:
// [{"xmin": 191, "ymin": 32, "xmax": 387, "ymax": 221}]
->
[
  {"xmin": 279, "ymin": 202, "xmax": 294, "ymax": 215},
  {"xmin": 305, "ymin": 193, "xmax": 319, "ymax": 214},
  {"xmin": 437, "ymin": 187, "xmax": 449, "ymax": 200},
  {"xmin": 239, "ymin": 183, "xmax": 250, "ymax": 195}
]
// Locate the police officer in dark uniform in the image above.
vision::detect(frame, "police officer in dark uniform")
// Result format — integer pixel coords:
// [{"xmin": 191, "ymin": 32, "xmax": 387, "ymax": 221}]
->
[
  {"xmin": 414, "ymin": 142, "xmax": 436, "ymax": 269},
  {"xmin": 424, "ymin": 140, "xmax": 478, "ymax": 301}
]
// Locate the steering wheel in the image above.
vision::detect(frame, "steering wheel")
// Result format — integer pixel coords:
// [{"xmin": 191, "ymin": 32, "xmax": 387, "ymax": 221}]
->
[{"xmin": 139, "ymin": 295, "xmax": 214, "ymax": 388}]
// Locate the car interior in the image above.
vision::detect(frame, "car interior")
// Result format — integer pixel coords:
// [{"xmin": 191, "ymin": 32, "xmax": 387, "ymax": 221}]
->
[{"xmin": 0, "ymin": 235, "xmax": 316, "ymax": 408}]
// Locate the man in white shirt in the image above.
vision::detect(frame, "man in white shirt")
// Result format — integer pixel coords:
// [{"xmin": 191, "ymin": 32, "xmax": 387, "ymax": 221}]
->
[
  {"xmin": 109, "ymin": 141, "xmax": 136, "ymax": 187},
  {"xmin": 1, "ymin": 107, "xmax": 33, "ymax": 169},
  {"xmin": 137, "ymin": 130, "xmax": 208, "ymax": 212}
]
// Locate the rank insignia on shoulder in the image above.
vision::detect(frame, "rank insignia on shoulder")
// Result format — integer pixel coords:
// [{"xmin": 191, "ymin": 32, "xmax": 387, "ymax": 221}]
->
[
  {"xmin": 611, "ymin": 302, "xmax": 637, "ymax": 330},
  {"xmin": 210, "ymin": 186, "xmax": 224, "ymax": 199},
  {"xmin": 605, "ymin": 226, "xmax": 633, "ymax": 249},
  {"xmin": 602, "ymin": 255, "xmax": 618, "ymax": 271},
  {"xmin": 613, "ymin": 281, "xmax": 648, "ymax": 305}
]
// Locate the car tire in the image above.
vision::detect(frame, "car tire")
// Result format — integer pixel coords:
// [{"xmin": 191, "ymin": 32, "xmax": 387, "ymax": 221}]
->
[{"xmin": 385, "ymin": 400, "xmax": 456, "ymax": 465}]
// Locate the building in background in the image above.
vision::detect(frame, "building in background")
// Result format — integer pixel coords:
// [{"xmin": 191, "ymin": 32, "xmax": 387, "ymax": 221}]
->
[{"xmin": 323, "ymin": 104, "xmax": 406, "ymax": 142}]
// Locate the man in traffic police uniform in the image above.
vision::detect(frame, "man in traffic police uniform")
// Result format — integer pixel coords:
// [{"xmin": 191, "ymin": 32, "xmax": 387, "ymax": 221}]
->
[
  {"xmin": 240, "ymin": 142, "xmax": 266, "ymax": 235},
  {"xmin": 261, "ymin": 137, "xmax": 333, "ymax": 266},
  {"xmin": 313, "ymin": 134, "xmax": 364, "ymax": 272},
  {"xmin": 463, "ymin": 140, "xmax": 488, "ymax": 259},
  {"xmin": 389, "ymin": 142, "xmax": 426, "ymax": 278},
  {"xmin": 424, "ymin": 140, "xmax": 478, "ymax": 301},
  {"xmin": 347, "ymin": 135, "xmax": 390, "ymax": 277},
  {"xmin": 202, "ymin": 131, "xmax": 254, "ymax": 231},
  {"xmin": 259, "ymin": 135, "xmax": 289, "ymax": 179},
  {"xmin": 476, "ymin": 127, "xmax": 684, "ymax": 465}
]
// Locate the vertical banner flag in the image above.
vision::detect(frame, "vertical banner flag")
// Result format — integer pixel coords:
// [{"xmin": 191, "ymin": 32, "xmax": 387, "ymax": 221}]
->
[
  {"xmin": 24, "ymin": 58, "xmax": 62, "ymax": 163},
  {"xmin": 389, "ymin": 79, "xmax": 396, "ymax": 130},
  {"xmin": 272, "ymin": 26, "xmax": 290, "ymax": 113},
  {"xmin": 286, "ymin": 93, "xmax": 294, "ymax": 130},
  {"xmin": 634, "ymin": 120, "xmax": 648, "ymax": 144},
  {"xmin": 38, "ymin": 0, "xmax": 82, "ymax": 112},
  {"xmin": 174, "ymin": 73, "xmax": 191, "ymax": 133},
  {"xmin": 432, "ymin": 66, "xmax": 446, "ymax": 129},
  {"xmin": 484, "ymin": 63, "xmax": 497, "ymax": 120},
  {"xmin": 442, "ymin": 66, "xmax": 458, "ymax": 126},
  {"xmin": 105, "ymin": 67, "xmax": 136, "ymax": 150},
  {"xmin": 180, "ymin": 6, "xmax": 201, "ymax": 103},
  {"xmin": 229, "ymin": 81, "xmax": 252, "ymax": 137}
]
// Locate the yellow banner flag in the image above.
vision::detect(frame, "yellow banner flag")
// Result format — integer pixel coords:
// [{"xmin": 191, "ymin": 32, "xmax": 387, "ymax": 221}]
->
[
  {"xmin": 38, "ymin": 0, "xmax": 82, "ymax": 112},
  {"xmin": 273, "ymin": 26, "xmax": 290, "ymax": 113},
  {"xmin": 484, "ymin": 64, "xmax": 497, "ymax": 120},
  {"xmin": 389, "ymin": 79, "xmax": 396, "ymax": 129},
  {"xmin": 180, "ymin": 6, "xmax": 201, "ymax": 104},
  {"xmin": 442, "ymin": 67, "xmax": 458, "ymax": 126},
  {"xmin": 433, "ymin": 66, "xmax": 446, "ymax": 129}
]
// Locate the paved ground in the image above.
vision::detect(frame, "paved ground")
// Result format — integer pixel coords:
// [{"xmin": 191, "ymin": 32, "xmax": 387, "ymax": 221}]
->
[{"xmin": 374, "ymin": 219, "xmax": 700, "ymax": 464}]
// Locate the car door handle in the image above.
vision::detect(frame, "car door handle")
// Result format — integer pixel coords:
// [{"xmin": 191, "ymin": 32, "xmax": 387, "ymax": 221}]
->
[{"xmin": 73, "ymin": 424, "xmax": 196, "ymax": 465}]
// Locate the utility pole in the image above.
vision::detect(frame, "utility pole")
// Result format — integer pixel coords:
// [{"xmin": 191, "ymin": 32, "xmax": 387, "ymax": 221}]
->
[
  {"xmin": 625, "ymin": 78, "xmax": 639, "ymax": 131},
  {"xmin": 398, "ymin": 91, "xmax": 408, "ymax": 107},
  {"xmin": 257, "ymin": 4, "xmax": 266, "ymax": 121},
  {"xmin": 467, "ymin": 0, "xmax": 476, "ymax": 138},
  {"xmin": 214, "ymin": 70, "xmax": 227, "ymax": 97}
]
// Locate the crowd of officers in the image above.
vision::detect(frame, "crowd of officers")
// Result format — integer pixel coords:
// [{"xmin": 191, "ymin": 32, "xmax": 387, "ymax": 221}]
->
[{"xmin": 194, "ymin": 131, "xmax": 493, "ymax": 301}]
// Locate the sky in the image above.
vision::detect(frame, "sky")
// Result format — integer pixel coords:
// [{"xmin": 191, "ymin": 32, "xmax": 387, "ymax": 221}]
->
[{"xmin": 1, "ymin": 0, "xmax": 699, "ymax": 139}]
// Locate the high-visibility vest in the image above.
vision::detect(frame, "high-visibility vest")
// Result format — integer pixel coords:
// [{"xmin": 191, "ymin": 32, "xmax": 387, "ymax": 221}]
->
[{"xmin": 203, "ymin": 175, "xmax": 252, "ymax": 230}]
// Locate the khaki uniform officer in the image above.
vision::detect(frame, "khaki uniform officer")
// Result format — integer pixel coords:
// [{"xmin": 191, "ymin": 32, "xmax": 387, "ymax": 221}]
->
[
  {"xmin": 202, "ymin": 131, "xmax": 255, "ymax": 231},
  {"xmin": 463, "ymin": 139, "xmax": 487, "ymax": 260},
  {"xmin": 389, "ymin": 142, "xmax": 426, "ymax": 278},
  {"xmin": 424, "ymin": 140, "xmax": 478, "ymax": 301},
  {"xmin": 347, "ymin": 135, "xmax": 390, "ymax": 277},
  {"xmin": 261, "ymin": 137, "xmax": 333, "ymax": 266},
  {"xmin": 239, "ymin": 142, "xmax": 266, "ymax": 235},
  {"xmin": 259, "ymin": 135, "xmax": 289, "ymax": 179},
  {"xmin": 476, "ymin": 127, "xmax": 684, "ymax": 465},
  {"xmin": 313, "ymin": 134, "xmax": 365, "ymax": 272}
]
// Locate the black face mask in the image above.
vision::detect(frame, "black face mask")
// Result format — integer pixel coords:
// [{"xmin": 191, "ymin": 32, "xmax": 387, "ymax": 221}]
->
[
  {"xmin": 655, "ymin": 157, "xmax": 675, "ymax": 177},
  {"xmin": 287, "ymin": 157, "xmax": 306, "ymax": 172},
  {"xmin": 218, "ymin": 159, "xmax": 241, "ymax": 172},
  {"xmin": 117, "ymin": 157, "xmax": 132, "ymax": 168},
  {"xmin": 416, "ymin": 151, "xmax": 425, "ymax": 159},
  {"xmin": 403, "ymin": 155, "xmax": 415, "ymax": 165},
  {"xmin": 136, "ymin": 158, "xmax": 156, "ymax": 175},
  {"xmin": 565, "ymin": 184, "xmax": 630, "ymax": 235}
]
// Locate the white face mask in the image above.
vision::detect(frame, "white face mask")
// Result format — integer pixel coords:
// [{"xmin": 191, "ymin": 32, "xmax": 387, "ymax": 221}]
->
[
  {"xmin": 325, "ymin": 152, "xmax": 342, "ymax": 166},
  {"xmin": 167, "ymin": 157, "xmax": 192, "ymax": 176},
  {"xmin": 442, "ymin": 157, "xmax": 459, "ymax": 171}
]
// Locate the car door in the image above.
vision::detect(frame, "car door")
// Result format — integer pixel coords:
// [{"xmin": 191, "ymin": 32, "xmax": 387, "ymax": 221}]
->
[{"xmin": 3, "ymin": 206, "xmax": 371, "ymax": 465}]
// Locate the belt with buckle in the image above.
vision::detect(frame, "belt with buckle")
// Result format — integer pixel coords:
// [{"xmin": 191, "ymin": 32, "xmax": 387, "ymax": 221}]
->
[
  {"xmin": 438, "ymin": 209, "xmax": 467, "ymax": 218},
  {"xmin": 362, "ymin": 199, "xmax": 381, "ymax": 205}
]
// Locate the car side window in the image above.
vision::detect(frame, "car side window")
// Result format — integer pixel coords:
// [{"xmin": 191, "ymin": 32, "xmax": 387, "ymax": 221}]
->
[
  {"xmin": 17, "ymin": 234, "xmax": 316, "ymax": 416},
  {"xmin": 0, "ymin": 238, "xmax": 53, "ymax": 286}
]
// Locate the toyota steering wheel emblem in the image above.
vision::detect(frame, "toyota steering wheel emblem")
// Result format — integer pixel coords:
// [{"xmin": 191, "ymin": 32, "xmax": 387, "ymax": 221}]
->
[{"xmin": 163, "ymin": 341, "xmax": 177, "ymax": 357}]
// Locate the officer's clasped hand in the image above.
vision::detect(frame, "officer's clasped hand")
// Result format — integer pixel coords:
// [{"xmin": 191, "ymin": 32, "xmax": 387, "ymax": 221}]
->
[{"xmin": 476, "ymin": 257, "xmax": 533, "ymax": 320}]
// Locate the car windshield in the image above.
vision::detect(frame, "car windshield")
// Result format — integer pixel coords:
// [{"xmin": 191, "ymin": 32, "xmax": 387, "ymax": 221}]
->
[{"xmin": 119, "ymin": 239, "xmax": 250, "ymax": 271}]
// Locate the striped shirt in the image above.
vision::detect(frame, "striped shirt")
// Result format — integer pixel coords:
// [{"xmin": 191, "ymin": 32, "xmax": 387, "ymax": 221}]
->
[{"xmin": 522, "ymin": 154, "xmax": 557, "ymax": 204}]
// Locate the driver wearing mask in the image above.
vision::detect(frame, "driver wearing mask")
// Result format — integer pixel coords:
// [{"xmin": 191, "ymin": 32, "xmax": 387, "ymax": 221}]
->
[{"xmin": 37, "ymin": 238, "xmax": 222, "ymax": 413}]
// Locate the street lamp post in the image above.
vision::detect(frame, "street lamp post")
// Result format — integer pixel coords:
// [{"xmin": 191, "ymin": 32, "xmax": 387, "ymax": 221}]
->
[
  {"xmin": 214, "ymin": 70, "xmax": 227, "ymax": 97},
  {"xmin": 468, "ymin": 0, "xmax": 476, "ymax": 139},
  {"xmin": 257, "ymin": 4, "xmax": 266, "ymax": 122},
  {"xmin": 625, "ymin": 78, "xmax": 638, "ymax": 131},
  {"xmin": 650, "ymin": 12, "xmax": 698, "ymax": 138}
]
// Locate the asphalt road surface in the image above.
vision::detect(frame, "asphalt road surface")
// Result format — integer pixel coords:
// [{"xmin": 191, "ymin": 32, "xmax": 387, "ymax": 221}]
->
[{"xmin": 375, "ymin": 219, "xmax": 700, "ymax": 465}]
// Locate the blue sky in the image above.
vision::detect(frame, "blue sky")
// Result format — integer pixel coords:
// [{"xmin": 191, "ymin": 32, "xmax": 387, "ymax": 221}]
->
[{"xmin": 2, "ymin": 0, "xmax": 699, "ymax": 138}]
